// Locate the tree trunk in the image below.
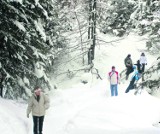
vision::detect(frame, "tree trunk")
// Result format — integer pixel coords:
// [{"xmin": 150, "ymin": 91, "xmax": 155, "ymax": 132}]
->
[
  {"xmin": 88, "ymin": 0, "xmax": 97, "ymax": 65},
  {"xmin": 92, "ymin": 0, "xmax": 97, "ymax": 60},
  {"xmin": 88, "ymin": 0, "xmax": 93, "ymax": 64},
  {"xmin": 0, "ymin": 74, "xmax": 4, "ymax": 98}
]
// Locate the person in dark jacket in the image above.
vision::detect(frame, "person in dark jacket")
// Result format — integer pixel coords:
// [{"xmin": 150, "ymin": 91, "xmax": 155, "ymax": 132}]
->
[
  {"xmin": 134, "ymin": 60, "xmax": 142, "ymax": 74},
  {"xmin": 125, "ymin": 65, "xmax": 140, "ymax": 93},
  {"xmin": 124, "ymin": 54, "xmax": 133, "ymax": 80}
]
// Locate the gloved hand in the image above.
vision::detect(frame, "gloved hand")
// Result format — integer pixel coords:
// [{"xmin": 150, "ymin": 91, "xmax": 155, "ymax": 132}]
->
[
  {"xmin": 146, "ymin": 63, "xmax": 147, "ymax": 65},
  {"xmin": 27, "ymin": 114, "xmax": 29, "ymax": 118}
]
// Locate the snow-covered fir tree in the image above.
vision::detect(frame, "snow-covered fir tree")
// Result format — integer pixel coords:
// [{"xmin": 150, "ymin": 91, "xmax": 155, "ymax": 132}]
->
[{"xmin": 0, "ymin": 0, "xmax": 69, "ymax": 99}]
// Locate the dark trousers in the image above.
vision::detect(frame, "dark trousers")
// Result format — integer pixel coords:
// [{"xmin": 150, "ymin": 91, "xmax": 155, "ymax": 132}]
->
[
  {"xmin": 141, "ymin": 63, "xmax": 145, "ymax": 73},
  {"xmin": 33, "ymin": 116, "xmax": 44, "ymax": 134},
  {"xmin": 125, "ymin": 78, "xmax": 136, "ymax": 93},
  {"xmin": 126, "ymin": 66, "xmax": 133, "ymax": 80}
]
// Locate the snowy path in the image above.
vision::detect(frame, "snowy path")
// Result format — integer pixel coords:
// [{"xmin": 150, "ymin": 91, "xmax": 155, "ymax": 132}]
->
[
  {"xmin": 0, "ymin": 98, "xmax": 28, "ymax": 134},
  {"xmin": 41, "ymin": 33, "xmax": 160, "ymax": 134},
  {"xmin": 1, "ymin": 33, "xmax": 160, "ymax": 134},
  {"xmin": 43, "ymin": 85, "xmax": 160, "ymax": 134}
]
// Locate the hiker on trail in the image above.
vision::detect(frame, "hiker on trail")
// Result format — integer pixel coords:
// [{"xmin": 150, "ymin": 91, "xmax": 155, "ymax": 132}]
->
[
  {"xmin": 134, "ymin": 60, "xmax": 142, "ymax": 74},
  {"xmin": 124, "ymin": 54, "xmax": 133, "ymax": 80},
  {"xmin": 125, "ymin": 65, "xmax": 140, "ymax": 93},
  {"xmin": 27, "ymin": 86, "xmax": 50, "ymax": 134},
  {"xmin": 108, "ymin": 66, "xmax": 120, "ymax": 96},
  {"xmin": 140, "ymin": 52, "xmax": 147, "ymax": 73}
]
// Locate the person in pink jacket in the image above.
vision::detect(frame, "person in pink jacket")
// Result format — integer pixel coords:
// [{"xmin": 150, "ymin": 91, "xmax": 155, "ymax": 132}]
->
[
  {"xmin": 108, "ymin": 66, "xmax": 120, "ymax": 96},
  {"xmin": 27, "ymin": 86, "xmax": 50, "ymax": 134}
]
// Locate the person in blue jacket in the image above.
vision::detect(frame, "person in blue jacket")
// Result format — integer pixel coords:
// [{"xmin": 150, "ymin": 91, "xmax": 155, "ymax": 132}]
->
[{"xmin": 125, "ymin": 65, "xmax": 140, "ymax": 93}]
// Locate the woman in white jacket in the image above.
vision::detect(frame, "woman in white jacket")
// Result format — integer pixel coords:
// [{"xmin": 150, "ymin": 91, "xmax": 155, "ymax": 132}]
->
[
  {"xmin": 139, "ymin": 53, "xmax": 147, "ymax": 73},
  {"xmin": 27, "ymin": 86, "xmax": 50, "ymax": 134}
]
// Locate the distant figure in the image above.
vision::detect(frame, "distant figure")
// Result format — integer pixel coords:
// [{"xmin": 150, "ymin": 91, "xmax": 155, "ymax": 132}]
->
[
  {"xmin": 125, "ymin": 65, "xmax": 140, "ymax": 93},
  {"xmin": 134, "ymin": 60, "xmax": 142, "ymax": 74},
  {"xmin": 108, "ymin": 66, "xmax": 120, "ymax": 96},
  {"xmin": 124, "ymin": 54, "xmax": 133, "ymax": 80},
  {"xmin": 27, "ymin": 86, "xmax": 50, "ymax": 134},
  {"xmin": 140, "ymin": 53, "xmax": 147, "ymax": 73}
]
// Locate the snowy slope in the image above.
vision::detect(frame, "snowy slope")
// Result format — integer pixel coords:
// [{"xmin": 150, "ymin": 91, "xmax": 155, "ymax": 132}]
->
[
  {"xmin": 45, "ymin": 87, "xmax": 160, "ymax": 134},
  {"xmin": 0, "ymin": 98, "xmax": 28, "ymax": 134},
  {"xmin": 1, "ymin": 84, "xmax": 160, "ymax": 134},
  {"xmin": 54, "ymin": 32, "xmax": 157, "ymax": 92},
  {"xmin": 0, "ymin": 33, "xmax": 160, "ymax": 134},
  {"xmin": 94, "ymin": 32, "xmax": 156, "ymax": 79}
]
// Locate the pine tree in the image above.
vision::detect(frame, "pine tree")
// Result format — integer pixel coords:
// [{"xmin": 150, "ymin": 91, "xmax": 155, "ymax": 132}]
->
[
  {"xmin": 0, "ymin": 0, "xmax": 68, "ymax": 99},
  {"xmin": 97, "ymin": 0, "xmax": 135, "ymax": 36}
]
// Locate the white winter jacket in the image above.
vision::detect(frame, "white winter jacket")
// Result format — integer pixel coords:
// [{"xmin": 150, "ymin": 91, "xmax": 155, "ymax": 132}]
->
[
  {"xmin": 27, "ymin": 92, "xmax": 50, "ymax": 116},
  {"xmin": 140, "ymin": 56, "xmax": 147, "ymax": 64},
  {"xmin": 108, "ymin": 71, "xmax": 119, "ymax": 85}
]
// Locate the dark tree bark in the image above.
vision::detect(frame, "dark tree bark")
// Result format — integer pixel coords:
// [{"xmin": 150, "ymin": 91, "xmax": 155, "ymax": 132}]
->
[
  {"xmin": 0, "ymin": 73, "xmax": 4, "ymax": 98},
  {"xmin": 88, "ymin": 0, "xmax": 97, "ymax": 65}
]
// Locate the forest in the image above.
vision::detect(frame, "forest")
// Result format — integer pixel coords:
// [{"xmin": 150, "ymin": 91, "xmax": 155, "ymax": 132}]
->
[{"xmin": 0, "ymin": 0, "xmax": 160, "ymax": 99}]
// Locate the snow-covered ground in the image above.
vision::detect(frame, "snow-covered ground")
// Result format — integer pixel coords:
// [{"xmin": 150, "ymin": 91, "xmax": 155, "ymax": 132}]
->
[{"xmin": 1, "ymin": 33, "xmax": 160, "ymax": 134}]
